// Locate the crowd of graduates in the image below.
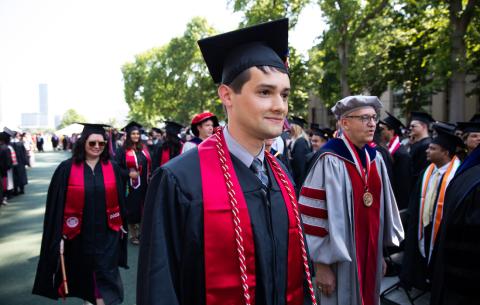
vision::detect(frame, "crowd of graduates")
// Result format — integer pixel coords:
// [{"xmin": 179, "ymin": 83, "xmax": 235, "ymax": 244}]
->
[{"xmin": 9, "ymin": 17, "xmax": 479, "ymax": 305}]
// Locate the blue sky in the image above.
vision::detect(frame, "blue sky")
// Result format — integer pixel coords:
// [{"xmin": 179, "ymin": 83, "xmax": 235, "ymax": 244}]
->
[{"xmin": 0, "ymin": 0, "xmax": 324, "ymax": 128}]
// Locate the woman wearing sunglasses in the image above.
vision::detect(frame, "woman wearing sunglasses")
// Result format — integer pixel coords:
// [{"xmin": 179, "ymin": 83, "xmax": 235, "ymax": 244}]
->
[
  {"xmin": 115, "ymin": 121, "xmax": 151, "ymax": 245},
  {"xmin": 33, "ymin": 123, "xmax": 128, "ymax": 305}
]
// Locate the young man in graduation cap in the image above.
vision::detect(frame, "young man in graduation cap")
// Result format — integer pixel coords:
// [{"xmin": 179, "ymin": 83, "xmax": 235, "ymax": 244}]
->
[
  {"xmin": 379, "ymin": 112, "xmax": 411, "ymax": 210},
  {"xmin": 400, "ymin": 124, "xmax": 462, "ymax": 291},
  {"xmin": 298, "ymin": 96, "xmax": 403, "ymax": 305},
  {"xmin": 137, "ymin": 18, "xmax": 318, "ymax": 305},
  {"xmin": 408, "ymin": 111, "xmax": 435, "ymax": 187},
  {"xmin": 181, "ymin": 112, "xmax": 219, "ymax": 153}
]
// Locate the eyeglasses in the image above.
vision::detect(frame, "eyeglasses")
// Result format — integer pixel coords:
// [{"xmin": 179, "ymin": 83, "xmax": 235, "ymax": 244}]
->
[
  {"xmin": 87, "ymin": 141, "xmax": 106, "ymax": 148},
  {"xmin": 344, "ymin": 114, "xmax": 379, "ymax": 124}
]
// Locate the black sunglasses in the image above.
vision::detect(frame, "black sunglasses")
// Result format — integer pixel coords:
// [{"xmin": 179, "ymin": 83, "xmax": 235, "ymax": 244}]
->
[{"xmin": 87, "ymin": 141, "xmax": 106, "ymax": 148}]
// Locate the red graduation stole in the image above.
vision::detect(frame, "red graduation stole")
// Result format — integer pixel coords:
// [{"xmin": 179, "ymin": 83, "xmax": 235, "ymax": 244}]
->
[
  {"xmin": 62, "ymin": 161, "xmax": 122, "ymax": 240},
  {"xmin": 125, "ymin": 147, "xmax": 151, "ymax": 188},
  {"xmin": 388, "ymin": 135, "xmax": 401, "ymax": 155},
  {"xmin": 198, "ymin": 128, "xmax": 316, "ymax": 305},
  {"xmin": 160, "ymin": 147, "xmax": 170, "ymax": 166}
]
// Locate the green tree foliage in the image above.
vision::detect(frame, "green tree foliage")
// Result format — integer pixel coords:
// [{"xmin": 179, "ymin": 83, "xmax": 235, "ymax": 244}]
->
[
  {"xmin": 230, "ymin": 0, "xmax": 312, "ymax": 118},
  {"xmin": 122, "ymin": 18, "xmax": 221, "ymax": 126},
  {"xmin": 57, "ymin": 109, "xmax": 86, "ymax": 129},
  {"xmin": 231, "ymin": 0, "xmax": 310, "ymax": 27}
]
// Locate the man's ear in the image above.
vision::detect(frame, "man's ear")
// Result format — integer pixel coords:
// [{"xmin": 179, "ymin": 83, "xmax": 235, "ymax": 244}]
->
[
  {"xmin": 340, "ymin": 118, "xmax": 349, "ymax": 131},
  {"xmin": 218, "ymin": 84, "xmax": 233, "ymax": 108}
]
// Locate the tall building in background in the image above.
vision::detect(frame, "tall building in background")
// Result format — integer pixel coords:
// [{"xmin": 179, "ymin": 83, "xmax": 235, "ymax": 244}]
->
[
  {"xmin": 20, "ymin": 83, "xmax": 50, "ymax": 129},
  {"xmin": 38, "ymin": 83, "xmax": 48, "ymax": 126}
]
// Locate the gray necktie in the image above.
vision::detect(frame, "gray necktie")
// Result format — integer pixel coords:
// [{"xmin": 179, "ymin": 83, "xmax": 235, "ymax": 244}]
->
[{"xmin": 251, "ymin": 158, "xmax": 269, "ymax": 188}]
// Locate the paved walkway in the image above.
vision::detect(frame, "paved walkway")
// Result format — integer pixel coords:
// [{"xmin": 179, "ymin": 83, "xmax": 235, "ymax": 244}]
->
[
  {"xmin": 0, "ymin": 152, "xmax": 138, "ymax": 305},
  {"xmin": 0, "ymin": 151, "xmax": 430, "ymax": 305}
]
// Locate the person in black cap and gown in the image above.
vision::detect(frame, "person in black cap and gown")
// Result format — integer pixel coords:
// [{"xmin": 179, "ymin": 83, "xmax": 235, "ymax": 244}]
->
[
  {"xmin": 115, "ymin": 121, "xmax": 151, "ymax": 245},
  {"xmin": 11, "ymin": 130, "xmax": 29, "ymax": 195},
  {"xmin": 0, "ymin": 131, "xmax": 13, "ymax": 205},
  {"xmin": 408, "ymin": 111, "xmax": 434, "ymax": 188},
  {"xmin": 152, "ymin": 121, "xmax": 183, "ymax": 170},
  {"xmin": 379, "ymin": 112, "xmax": 411, "ymax": 210},
  {"xmin": 400, "ymin": 125, "xmax": 462, "ymax": 291},
  {"xmin": 305, "ymin": 126, "xmax": 332, "ymax": 174},
  {"xmin": 430, "ymin": 124, "xmax": 480, "ymax": 305},
  {"xmin": 457, "ymin": 121, "xmax": 480, "ymax": 155},
  {"xmin": 33, "ymin": 123, "xmax": 128, "ymax": 305},
  {"xmin": 137, "ymin": 18, "xmax": 317, "ymax": 305},
  {"xmin": 288, "ymin": 116, "xmax": 311, "ymax": 194}
]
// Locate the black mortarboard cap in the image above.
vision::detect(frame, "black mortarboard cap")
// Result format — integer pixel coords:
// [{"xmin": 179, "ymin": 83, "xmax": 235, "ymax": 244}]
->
[
  {"xmin": 165, "ymin": 121, "xmax": 183, "ymax": 136},
  {"xmin": 78, "ymin": 123, "xmax": 110, "ymax": 139},
  {"xmin": 457, "ymin": 122, "xmax": 480, "ymax": 133},
  {"xmin": 432, "ymin": 121, "xmax": 456, "ymax": 134},
  {"xmin": 410, "ymin": 111, "xmax": 435, "ymax": 125},
  {"xmin": 469, "ymin": 113, "xmax": 480, "ymax": 123},
  {"xmin": 380, "ymin": 111, "xmax": 406, "ymax": 136},
  {"xmin": 151, "ymin": 127, "xmax": 162, "ymax": 134},
  {"xmin": 432, "ymin": 126, "xmax": 463, "ymax": 154},
  {"xmin": 0, "ymin": 131, "xmax": 11, "ymax": 142},
  {"xmin": 290, "ymin": 116, "xmax": 307, "ymax": 128},
  {"xmin": 122, "ymin": 121, "xmax": 143, "ymax": 134},
  {"xmin": 311, "ymin": 127, "xmax": 334, "ymax": 141},
  {"xmin": 198, "ymin": 18, "xmax": 289, "ymax": 84},
  {"xmin": 3, "ymin": 127, "xmax": 16, "ymax": 137}
]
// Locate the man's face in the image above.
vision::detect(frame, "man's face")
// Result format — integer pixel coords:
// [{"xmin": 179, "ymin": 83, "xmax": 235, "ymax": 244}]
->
[
  {"xmin": 222, "ymin": 67, "xmax": 290, "ymax": 140},
  {"xmin": 409, "ymin": 120, "xmax": 426, "ymax": 139},
  {"xmin": 311, "ymin": 134, "xmax": 326, "ymax": 152},
  {"xmin": 426, "ymin": 143, "xmax": 447, "ymax": 164},
  {"xmin": 341, "ymin": 107, "xmax": 377, "ymax": 146},
  {"xmin": 466, "ymin": 132, "xmax": 480, "ymax": 151},
  {"xmin": 197, "ymin": 119, "xmax": 214, "ymax": 139},
  {"xmin": 378, "ymin": 124, "xmax": 391, "ymax": 143}
]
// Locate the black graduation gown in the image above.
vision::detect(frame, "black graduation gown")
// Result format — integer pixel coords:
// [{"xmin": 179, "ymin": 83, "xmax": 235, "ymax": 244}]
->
[
  {"xmin": 152, "ymin": 141, "xmax": 182, "ymax": 171},
  {"xmin": 409, "ymin": 137, "xmax": 431, "ymax": 188},
  {"xmin": 137, "ymin": 148, "xmax": 313, "ymax": 305},
  {"xmin": 430, "ymin": 148, "xmax": 480, "ymax": 305},
  {"xmin": 32, "ymin": 159, "xmax": 128, "ymax": 305},
  {"xmin": 400, "ymin": 167, "xmax": 444, "ymax": 290},
  {"xmin": 391, "ymin": 145, "xmax": 411, "ymax": 210},
  {"xmin": 376, "ymin": 144, "xmax": 393, "ymax": 181},
  {"xmin": 12, "ymin": 141, "xmax": 28, "ymax": 189},
  {"xmin": 290, "ymin": 137, "xmax": 311, "ymax": 193},
  {"xmin": 0, "ymin": 144, "xmax": 12, "ymax": 202},
  {"xmin": 115, "ymin": 147, "xmax": 149, "ymax": 224}
]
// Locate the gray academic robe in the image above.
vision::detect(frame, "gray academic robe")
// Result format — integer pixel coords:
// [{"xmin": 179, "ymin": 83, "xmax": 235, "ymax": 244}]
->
[{"xmin": 299, "ymin": 138, "xmax": 404, "ymax": 305}]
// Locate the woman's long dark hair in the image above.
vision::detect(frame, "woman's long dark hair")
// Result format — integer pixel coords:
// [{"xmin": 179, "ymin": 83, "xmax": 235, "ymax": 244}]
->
[
  {"xmin": 162, "ymin": 133, "xmax": 182, "ymax": 157},
  {"xmin": 124, "ymin": 132, "xmax": 143, "ymax": 151},
  {"xmin": 72, "ymin": 134, "xmax": 110, "ymax": 164}
]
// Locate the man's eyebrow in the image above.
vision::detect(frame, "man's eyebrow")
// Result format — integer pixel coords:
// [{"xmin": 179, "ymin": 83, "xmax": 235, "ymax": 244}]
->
[{"xmin": 255, "ymin": 83, "xmax": 291, "ymax": 91}]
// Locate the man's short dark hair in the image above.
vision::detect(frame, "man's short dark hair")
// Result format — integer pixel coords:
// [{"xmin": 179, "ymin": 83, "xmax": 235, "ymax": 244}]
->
[{"xmin": 226, "ymin": 65, "xmax": 288, "ymax": 94}]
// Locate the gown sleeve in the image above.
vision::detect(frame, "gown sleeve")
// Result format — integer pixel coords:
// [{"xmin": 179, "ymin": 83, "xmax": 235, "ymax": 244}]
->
[
  {"xmin": 299, "ymin": 154, "xmax": 353, "ymax": 264},
  {"xmin": 114, "ymin": 147, "xmax": 129, "ymax": 179},
  {"xmin": 32, "ymin": 160, "xmax": 70, "ymax": 299},
  {"xmin": 137, "ymin": 167, "xmax": 189, "ymax": 305}
]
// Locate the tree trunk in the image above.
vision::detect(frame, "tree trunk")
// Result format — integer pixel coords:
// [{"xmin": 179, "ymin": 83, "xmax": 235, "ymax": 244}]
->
[
  {"xmin": 448, "ymin": 10, "xmax": 467, "ymax": 122},
  {"xmin": 338, "ymin": 40, "xmax": 351, "ymax": 97},
  {"xmin": 448, "ymin": 0, "xmax": 478, "ymax": 122}
]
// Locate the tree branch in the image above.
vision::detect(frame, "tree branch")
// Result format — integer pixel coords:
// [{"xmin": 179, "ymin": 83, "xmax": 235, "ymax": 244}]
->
[
  {"xmin": 459, "ymin": 0, "xmax": 479, "ymax": 32},
  {"xmin": 351, "ymin": 0, "xmax": 389, "ymax": 40}
]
